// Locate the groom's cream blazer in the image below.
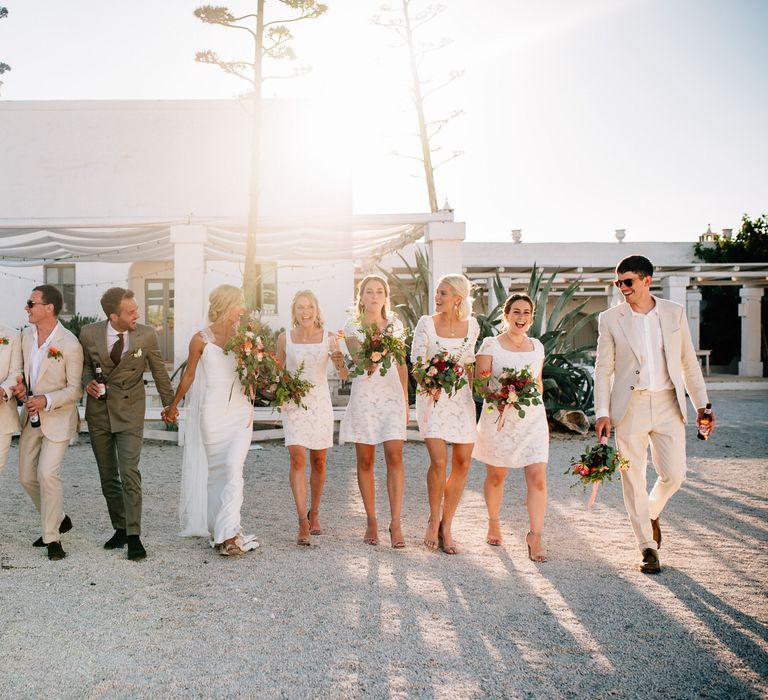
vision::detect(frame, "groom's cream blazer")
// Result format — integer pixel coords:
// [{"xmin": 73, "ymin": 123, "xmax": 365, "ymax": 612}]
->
[{"xmin": 594, "ymin": 296, "xmax": 708, "ymax": 426}]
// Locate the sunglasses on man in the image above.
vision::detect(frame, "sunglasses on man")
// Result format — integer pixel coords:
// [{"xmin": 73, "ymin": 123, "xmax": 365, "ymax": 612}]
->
[
  {"xmin": 25, "ymin": 299, "xmax": 49, "ymax": 308},
  {"xmin": 614, "ymin": 278, "xmax": 639, "ymax": 288}
]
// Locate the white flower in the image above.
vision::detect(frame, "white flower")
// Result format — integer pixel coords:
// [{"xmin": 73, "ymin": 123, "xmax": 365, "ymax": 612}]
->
[{"xmin": 131, "ymin": 348, "xmax": 143, "ymax": 359}]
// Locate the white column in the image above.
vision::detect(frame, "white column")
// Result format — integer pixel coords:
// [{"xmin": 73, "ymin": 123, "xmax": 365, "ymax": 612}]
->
[
  {"xmin": 686, "ymin": 288, "xmax": 702, "ymax": 351},
  {"xmin": 605, "ymin": 284, "xmax": 622, "ymax": 309},
  {"xmin": 660, "ymin": 275, "xmax": 689, "ymax": 307},
  {"xmin": 424, "ymin": 221, "xmax": 466, "ymax": 313},
  {"xmin": 171, "ymin": 224, "xmax": 207, "ymax": 369},
  {"xmin": 738, "ymin": 286, "xmax": 764, "ymax": 376}
]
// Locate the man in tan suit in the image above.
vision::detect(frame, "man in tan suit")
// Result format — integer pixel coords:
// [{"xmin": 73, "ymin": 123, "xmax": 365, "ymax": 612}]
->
[
  {"xmin": 18, "ymin": 285, "xmax": 83, "ymax": 561},
  {"xmin": 80, "ymin": 287, "xmax": 174, "ymax": 561},
  {"xmin": 0, "ymin": 325, "xmax": 22, "ymax": 473},
  {"xmin": 595, "ymin": 255, "xmax": 713, "ymax": 574}
]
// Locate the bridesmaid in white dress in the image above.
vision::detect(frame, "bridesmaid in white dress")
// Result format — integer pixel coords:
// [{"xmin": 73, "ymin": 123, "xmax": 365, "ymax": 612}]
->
[
  {"xmin": 339, "ymin": 275, "xmax": 409, "ymax": 548},
  {"xmin": 410, "ymin": 274, "xmax": 479, "ymax": 554},
  {"xmin": 276, "ymin": 290, "xmax": 348, "ymax": 546},
  {"xmin": 473, "ymin": 293, "xmax": 549, "ymax": 562},
  {"xmin": 163, "ymin": 285, "xmax": 258, "ymax": 557}
]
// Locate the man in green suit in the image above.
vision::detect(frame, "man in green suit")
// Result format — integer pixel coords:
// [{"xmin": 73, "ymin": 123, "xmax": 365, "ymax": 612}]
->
[{"xmin": 80, "ymin": 287, "xmax": 174, "ymax": 561}]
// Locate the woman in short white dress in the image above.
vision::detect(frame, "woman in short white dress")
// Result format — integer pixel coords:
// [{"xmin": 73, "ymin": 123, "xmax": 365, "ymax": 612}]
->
[
  {"xmin": 339, "ymin": 275, "xmax": 409, "ymax": 548},
  {"xmin": 410, "ymin": 274, "xmax": 479, "ymax": 554},
  {"xmin": 473, "ymin": 293, "xmax": 549, "ymax": 562},
  {"xmin": 277, "ymin": 290, "xmax": 347, "ymax": 546},
  {"xmin": 164, "ymin": 285, "xmax": 258, "ymax": 557}
]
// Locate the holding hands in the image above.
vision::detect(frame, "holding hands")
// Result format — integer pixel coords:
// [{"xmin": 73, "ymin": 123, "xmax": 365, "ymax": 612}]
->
[{"xmin": 161, "ymin": 404, "xmax": 179, "ymax": 425}]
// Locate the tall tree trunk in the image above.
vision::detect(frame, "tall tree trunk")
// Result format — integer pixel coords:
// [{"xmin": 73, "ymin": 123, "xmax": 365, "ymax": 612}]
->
[
  {"xmin": 402, "ymin": 0, "xmax": 438, "ymax": 213},
  {"xmin": 243, "ymin": 0, "xmax": 265, "ymax": 308}
]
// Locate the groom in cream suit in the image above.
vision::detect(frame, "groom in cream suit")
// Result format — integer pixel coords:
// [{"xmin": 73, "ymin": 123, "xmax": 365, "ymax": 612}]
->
[
  {"xmin": 80, "ymin": 287, "xmax": 174, "ymax": 561},
  {"xmin": 18, "ymin": 285, "xmax": 83, "ymax": 561},
  {"xmin": 595, "ymin": 255, "xmax": 713, "ymax": 574},
  {"xmin": 0, "ymin": 324, "xmax": 22, "ymax": 473}
]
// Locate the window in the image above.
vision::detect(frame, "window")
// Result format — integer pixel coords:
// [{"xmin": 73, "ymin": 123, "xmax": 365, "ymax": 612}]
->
[
  {"xmin": 255, "ymin": 263, "xmax": 277, "ymax": 315},
  {"xmin": 44, "ymin": 265, "xmax": 76, "ymax": 317}
]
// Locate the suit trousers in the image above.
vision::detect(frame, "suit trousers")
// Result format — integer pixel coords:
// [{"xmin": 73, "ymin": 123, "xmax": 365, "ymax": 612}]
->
[
  {"xmin": 615, "ymin": 389, "xmax": 687, "ymax": 552},
  {"xmin": 0, "ymin": 432, "xmax": 11, "ymax": 474},
  {"xmin": 18, "ymin": 427, "xmax": 69, "ymax": 544},
  {"xmin": 89, "ymin": 424, "xmax": 144, "ymax": 535}
]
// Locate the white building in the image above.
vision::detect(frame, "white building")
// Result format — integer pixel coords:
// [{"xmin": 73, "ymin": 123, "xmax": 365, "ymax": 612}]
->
[{"xmin": 1, "ymin": 100, "xmax": 764, "ymax": 376}]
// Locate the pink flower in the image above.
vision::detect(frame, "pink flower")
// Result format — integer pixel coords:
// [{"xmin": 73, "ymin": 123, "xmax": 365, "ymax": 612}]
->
[
  {"xmin": 427, "ymin": 366, "xmax": 438, "ymax": 376},
  {"xmin": 370, "ymin": 351, "xmax": 382, "ymax": 362}
]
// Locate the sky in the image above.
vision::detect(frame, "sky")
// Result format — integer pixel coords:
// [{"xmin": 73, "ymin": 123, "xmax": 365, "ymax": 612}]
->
[{"xmin": 1, "ymin": 0, "xmax": 766, "ymax": 243}]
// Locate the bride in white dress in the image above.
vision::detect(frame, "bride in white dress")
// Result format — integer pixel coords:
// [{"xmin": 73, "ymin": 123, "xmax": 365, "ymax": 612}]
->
[
  {"xmin": 339, "ymin": 275, "xmax": 409, "ymax": 548},
  {"xmin": 276, "ymin": 290, "xmax": 347, "ymax": 546},
  {"xmin": 162, "ymin": 285, "xmax": 258, "ymax": 556}
]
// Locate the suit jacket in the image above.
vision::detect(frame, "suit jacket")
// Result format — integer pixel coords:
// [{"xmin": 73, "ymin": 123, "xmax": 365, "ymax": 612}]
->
[
  {"xmin": 0, "ymin": 325, "xmax": 22, "ymax": 435},
  {"xmin": 594, "ymin": 296, "xmax": 708, "ymax": 425},
  {"xmin": 80, "ymin": 321, "xmax": 174, "ymax": 433},
  {"xmin": 21, "ymin": 323, "xmax": 83, "ymax": 442}
]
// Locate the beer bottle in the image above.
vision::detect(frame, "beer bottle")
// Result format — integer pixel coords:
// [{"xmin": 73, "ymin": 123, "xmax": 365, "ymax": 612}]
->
[
  {"xmin": 697, "ymin": 403, "xmax": 713, "ymax": 441},
  {"xmin": 95, "ymin": 365, "xmax": 107, "ymax": 400}
]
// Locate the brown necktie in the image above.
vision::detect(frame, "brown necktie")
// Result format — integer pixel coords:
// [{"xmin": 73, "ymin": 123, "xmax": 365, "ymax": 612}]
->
[{"xmin": 110, "ymin": 333, "xmax": 124, "ymax": 366}]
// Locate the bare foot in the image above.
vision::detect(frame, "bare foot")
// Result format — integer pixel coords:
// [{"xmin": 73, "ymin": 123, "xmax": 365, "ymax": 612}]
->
[
  {"xmin": 363, "ymin": 518, "xmax": 379, "ymax": 546},
  {"xmin": 308, "ymin": 510, "xmax": 323, "ymax": 535},
  {"xmin": 389, "ymin": 520, "xmax": 405, "ymax": 549},
  {"xmin": 486, "ymin": 517, "xmax": 503, "ymax": 546},
  {"xmin": 423, "ymin": 518, "xmax": 439, "ymax": 551},
  {"xmin": 440, "ymin": 523, "xmax": 459, "ymax": 555},
  {"xmin": 297, "ymin": 518, "xmax": 311, "ymax": 546}
]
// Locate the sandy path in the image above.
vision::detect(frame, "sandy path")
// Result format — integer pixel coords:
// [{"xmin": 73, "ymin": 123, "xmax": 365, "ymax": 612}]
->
[{"xmin": 0, "ymin": 390, "xmax": 766, "ymax": 699}]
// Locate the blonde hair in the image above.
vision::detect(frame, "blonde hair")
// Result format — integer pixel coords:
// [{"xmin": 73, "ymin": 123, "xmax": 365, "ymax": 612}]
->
[
  {"xmin": 356, "ymin": 274, "xmax": 391, "ymax": 320},
  {"xmin": 438, "ymin": 274, "xmax": 474, "ymax": 320},
  {"xmin": 291, "ymin": 289, "xmax": 324, "ymax": 328},
  {"xmin": 207, "ymin": 284, "xmax": 243, "ymax": 323}
]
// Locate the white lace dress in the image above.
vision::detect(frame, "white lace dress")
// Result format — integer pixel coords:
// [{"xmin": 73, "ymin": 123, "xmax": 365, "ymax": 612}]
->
[
  {"xmin": 472, "ymin": 335, "xmax": 549, "ymax": 469},
  {"xmin": 281, "ymin": 330, "xmax": 334, "ymax": 450},
  {"xmin": 410, "ymin": 315, "xmax": 480, "ymax": 443},
  {"xmin": 178, "ymin": 328, "xmax": 258, "ymax": 551},
  {"xmin": 339, "ymin": 317, "xmax": 407, "ymax": 445}
]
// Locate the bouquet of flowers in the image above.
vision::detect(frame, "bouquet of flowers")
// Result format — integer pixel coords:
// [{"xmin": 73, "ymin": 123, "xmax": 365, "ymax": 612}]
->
[
  {"xmin": 474, "ymin": 365, "xmax": 541, "ymax": 431},
  {"xmin": 412, "ymin": 351, "xmax": 468, "ymax": 404},
  {"xmin": 225, "ymin": 323, "xmax": 314, "ymax": 410},
  {"xmin": 565, "ymin": 439, "xmax": 629, "ymax": 508},
  {"xmin": 347, "ymin": 321, "xmax": 408, "ymax": 378}
]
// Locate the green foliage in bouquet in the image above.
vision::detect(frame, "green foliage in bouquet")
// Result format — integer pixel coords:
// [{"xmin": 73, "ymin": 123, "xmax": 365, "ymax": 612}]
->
[
  {"xmin": 565, "ymin": 442, "xmax": 629, "ymax": 487},
  {"xmin": 346, "ymin": 322, "xmax": 409, "ymax": 379}
]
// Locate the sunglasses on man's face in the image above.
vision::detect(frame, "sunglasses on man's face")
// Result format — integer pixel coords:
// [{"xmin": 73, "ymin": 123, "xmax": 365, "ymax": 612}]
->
[
  {"xmin": 614, "ymin": 278, "xmax": 639, "ymax": 288},
  {"xmin": 25, "ymin": 299, "xmax": 47, "ymax": 308}
]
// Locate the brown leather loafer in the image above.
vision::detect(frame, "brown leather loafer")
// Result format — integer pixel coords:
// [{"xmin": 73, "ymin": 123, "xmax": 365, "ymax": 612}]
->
[
  {"xmin": 640, "ymin": 548, "xmax": 661, "ymax": 574},
  {"xmin": 651, "ymin": 517, "xmax": 662, "ymax": 549}
]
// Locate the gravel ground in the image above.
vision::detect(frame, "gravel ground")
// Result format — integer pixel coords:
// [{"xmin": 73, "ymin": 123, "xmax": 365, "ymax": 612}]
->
[{"xmin": 0, "ymin": 390, "xmax": 766, "ymax": 700}]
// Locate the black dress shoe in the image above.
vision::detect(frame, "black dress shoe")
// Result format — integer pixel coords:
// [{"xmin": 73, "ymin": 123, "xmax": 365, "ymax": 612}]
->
[
  {"xmin": 640, "ymin": 548, "xmax": 661, "ymax": 574},
  {"xmin": 651, "ymin": 517, "xmax": 662, "ymax": 549},
  {"xmin": 104, "ymin": 529, "xmax": 128, "ymax": 549},
  {"xmin": 126, "ymin": 535, "xmax": 147, "ymax": 561},
  {"xmin": 33, "ymin": 514, "xmax": 73, "ymax": 547},
  {"xmin": 47, "ymin": 541, "xmax": 66, "ymax": 561}
]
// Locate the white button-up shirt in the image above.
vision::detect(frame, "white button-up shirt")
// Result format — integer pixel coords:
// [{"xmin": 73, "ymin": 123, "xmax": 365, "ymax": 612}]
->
[
  {"xmin": 107, "ymin": 323, "xmax": 128, "ymax": 359},
  {"xmin": 628, "ymin": 303, "xmax": 674, "ymax": 392},
  {"xmin": 30, "ymin": 322, "xmax": 62, "ymax": 409}
]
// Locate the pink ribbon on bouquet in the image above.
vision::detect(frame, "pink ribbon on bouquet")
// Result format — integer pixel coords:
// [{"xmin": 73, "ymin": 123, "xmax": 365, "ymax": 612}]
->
[
  {"xmin": 496, "ymin": 404, "xmax": 508, "ymax": 432},
  {"xmin": 586, "ymin": 435, "xmax": 609, "ymax": 509}
]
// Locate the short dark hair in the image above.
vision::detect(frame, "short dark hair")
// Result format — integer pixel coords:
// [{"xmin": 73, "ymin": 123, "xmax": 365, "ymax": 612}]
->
[
  {"xmin": 33, "ymin": 285, "xmax": 63, "ymax": 316},
  {"xmin": 616, "ymin": 255, "xmax": 654, "ymax": 278},
  {"xmin": 100, "ymin": 287, "xmax": 135, "ymax": 317},
  {"xmin": 503, "ymin": 292, "xmax": 535, "ymax": 315}
]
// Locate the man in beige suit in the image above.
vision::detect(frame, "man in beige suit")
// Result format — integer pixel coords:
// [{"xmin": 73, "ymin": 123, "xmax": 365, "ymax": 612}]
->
[
  {"xmin": 80, "ymin": 287, "xmax": 174, "ymax": 561},
  {"xmin": 0, "ymin": 325, "xmax": 22, "ymax": 473},
  {"xmin": 595, "ymin": 255, "xmax": 713, "ymax": 573},
  {"xmin": 18, "ymin": 285, "xmax": 83, "ymax": 561}
]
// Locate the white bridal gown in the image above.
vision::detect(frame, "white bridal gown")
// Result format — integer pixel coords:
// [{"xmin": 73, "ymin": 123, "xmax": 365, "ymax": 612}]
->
[{"xmin": 178, "ymin": 328, "xmax": 258, "ymax": 551}]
